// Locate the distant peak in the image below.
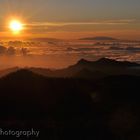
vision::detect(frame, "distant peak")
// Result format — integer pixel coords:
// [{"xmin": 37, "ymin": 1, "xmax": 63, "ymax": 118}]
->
[
  {"xmin": 77, "ymin": 58, "xmax": 117, "ymax": 66},
  {"xmin": 80, "ymin": 36, "xmax": 118, "ymax": 41},
  {"xmin": 95, "ymin": 57, "xmax": 140, "ymax": 67},
  {"xmin": 77, "ymin": 59, "xmax": 91, "ymax": 65},
  {"xmin": 8, "ymin": 69, "xmax": 33, "ymax": 76},
  {"xmin": 78, "ymin": 58, "xmax": 87, "ymax": 62},
  {"xmin": 96, "ymin": 57, "xmax": 116, "ymax": 63}
]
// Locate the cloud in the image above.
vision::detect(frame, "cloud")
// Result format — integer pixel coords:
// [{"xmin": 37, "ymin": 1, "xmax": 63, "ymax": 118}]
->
[
  {"xmin": 6, "ymin": 47, "xmax": 16, "ymax": 55},
  {"xmin": 25, "ymin": 19, "xmax": 138, "ymax": 33},
  {"xmin": 0, "ymin": 45, "xmax": 30, "ymax": 56},
  {"xmin": 20, "ymin": 48, "xmax": 29, "ymax": 56},
  {"xmin": 109, "ymin": 46, "xmax": 124, "ymax": 50},
  {"xmin": 125, "ymin": 47, "xmax": 140, "ymax": 52},
  {"xmin": 0, "ymin": 46, "xmax": 7, "ymax": 54},
  {"xmin": 66, "ymin": 47, "xmax": 95, "ymax": 52},
  {"xmin": 0, "ymin": 46, "xmax": 16, "ymax": 55},
  {"xmin": 27, "ymin": 19, "xmax": 136, "ymax": 27}
]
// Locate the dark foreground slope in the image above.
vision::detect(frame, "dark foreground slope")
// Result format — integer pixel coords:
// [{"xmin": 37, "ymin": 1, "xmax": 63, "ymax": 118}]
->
[
  {"xmin": 0, "ymin": 70, "xmax": 95, "ymax": 139},
  {"xmin": 0, "ymin": 69, "xmax": 140, "ymax": 139}
]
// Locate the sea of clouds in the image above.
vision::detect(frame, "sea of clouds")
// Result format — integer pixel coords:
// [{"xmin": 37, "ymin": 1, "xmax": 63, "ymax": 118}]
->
[{"xmin": 0, "ymin": 39, "xmax": 140, "ymax": 69}]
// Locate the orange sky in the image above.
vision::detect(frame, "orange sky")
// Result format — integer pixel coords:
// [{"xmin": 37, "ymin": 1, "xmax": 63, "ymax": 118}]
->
[{"xmin": 0, "ymin": 0, "xmax": 140, "ymax": 40}]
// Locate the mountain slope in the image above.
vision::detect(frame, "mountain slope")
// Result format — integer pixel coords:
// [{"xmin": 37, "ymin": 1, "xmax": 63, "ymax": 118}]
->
[
  {"xmin": 0, "ymin": 69, "xmax": 140, "ymax": 139},
  {"xmin": 0, "ymin": 69, "xmax": 93, "ymax": 113},
  {"xmin": 0, "ymin": 67, "xmax": 19, "ymax": 78},
  {"xmin": 30, "ymin": 58, "xmax": 140, "ymax": 79}
]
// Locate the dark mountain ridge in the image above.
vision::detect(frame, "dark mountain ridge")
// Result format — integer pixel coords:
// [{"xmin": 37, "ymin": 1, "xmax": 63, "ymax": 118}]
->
[
  {"xmin": 0, "ymin": 67, "xmax": 140, "ymax": 139},
  {"xmin": 0, "ymin": 58, "xmax": 139, "ymax": 79},
  {"xmin": 29, "ymin": 57, "xmax": 140, "ymax": 79},
  {"xmin": 76, "ymin": 57, "xmax": 139, "ymax": 67}
]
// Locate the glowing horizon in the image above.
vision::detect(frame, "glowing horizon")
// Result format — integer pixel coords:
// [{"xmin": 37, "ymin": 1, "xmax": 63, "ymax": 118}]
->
[{"xmin": 0, "ymin": 0, "xmax": 139, "ymax": 39}]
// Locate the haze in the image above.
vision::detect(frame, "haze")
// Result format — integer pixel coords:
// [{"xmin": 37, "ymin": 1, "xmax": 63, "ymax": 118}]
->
[{"xmin": 0, "ymin": 0, "xmax": 140, "ymax": 39}]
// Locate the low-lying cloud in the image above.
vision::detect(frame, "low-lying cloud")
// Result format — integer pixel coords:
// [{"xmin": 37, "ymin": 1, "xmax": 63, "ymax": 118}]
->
[{"xmin": 0, "ymin": 45, "xmax": 29, "ymax": 56}]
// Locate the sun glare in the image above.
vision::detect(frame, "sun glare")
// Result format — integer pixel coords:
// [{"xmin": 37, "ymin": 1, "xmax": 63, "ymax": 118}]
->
[{"xmin": 9, "ymin": 20, "xmax": 23, "ymax": 34}]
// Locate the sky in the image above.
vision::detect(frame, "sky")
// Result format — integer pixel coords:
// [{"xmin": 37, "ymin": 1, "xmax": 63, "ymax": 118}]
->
[{"xmin": 0, "ymin": 0, "xmax": 140, "ymax": 39}]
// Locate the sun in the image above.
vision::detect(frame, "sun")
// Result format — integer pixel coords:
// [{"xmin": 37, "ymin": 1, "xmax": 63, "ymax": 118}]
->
[{"xmin": 9, "ymin": 20, "xmax": 23, "ymax": 34}]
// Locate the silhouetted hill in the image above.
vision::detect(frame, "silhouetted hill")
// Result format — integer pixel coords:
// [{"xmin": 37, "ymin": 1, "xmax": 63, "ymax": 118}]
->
[
  {"xmin": 94, "ymin": 57, "xmax": 139, "ymax": 67},
  {"xmin": 67, "ymin": 58, "xmax": 140, "ymax": 76},
  {"xmin": 30, "ymin": 58, "xmax": 140, "ymax": 79},
  {"xmin": 76, "ymin": 57, "xmax": 139, "ymax": 67},
  {"xmin": 0, "ymin": 68, "xmax": 140, "ymax": 139},
  {"xmin": 3, "ymin": 69, "xmax": 46, "ymax": 80},
  {"xmin": 0, "ymin": 69, "xmax": 94, "ymax": 116},
  {"xmin": 0, "ymin": 67, "xmax": 18, "ymax": 78},
  {"xmin": 80, "ymin": 36, "xmax": 118, "ymax": 41}
]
